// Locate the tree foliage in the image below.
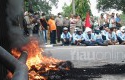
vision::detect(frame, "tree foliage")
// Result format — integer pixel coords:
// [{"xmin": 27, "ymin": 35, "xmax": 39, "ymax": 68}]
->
[
  {"xmin": 62, "ymin": 0, "xmax": 91, "ymax": 18},
  {"xmin": 97, "ymin": 0, "xmax": 125, "ymax": 13},
  {"xmin": 24, "ymin": 0, "xmax": 59, "ymax": 14}
]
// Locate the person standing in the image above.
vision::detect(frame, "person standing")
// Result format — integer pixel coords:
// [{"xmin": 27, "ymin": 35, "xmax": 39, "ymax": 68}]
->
[
  {"xmin": 55, "ymin": 13, "xmax": 64, "ymax": 43},
  {"xmin": 109, "ymin": 13, "xmax": 116, "ymax": 28},
  {"xmin": 24, "ymin": 11, "xmax": 33, "ymax": 36},
  {"xmin": 61, "ymin": 27, "xmax": 72, "ymax": 46},
  {"xmin": 40, "ymin": 13, "xmax": 48, "ymax": 44},
  {"xmin": 115, "ymin": 13, "xmax": 121, "ymax": 29},
  {"xmin": 76, "ymin": 15, "xmax": 82, "ymax": 29},
  {"xmin": 63, "ymin": 17, "xmax": 70, "ymax": 31},
  {"xmin": 98, "ymin": 13, "xmax": 105, "ymax": 28},
  {"xmin": 48, "ymin": 16, "xmax": 57, "ymax": 44},
  {"xmin": 70, "ymin": 15, "xmax": 78, "ymax": 35}
]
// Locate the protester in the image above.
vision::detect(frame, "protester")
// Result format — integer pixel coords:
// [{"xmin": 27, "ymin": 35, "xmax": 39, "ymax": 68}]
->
[
  {"xmin": 48, "ymin": 16, "xmax": 57, "ymax": 44},
  {"xmin": 98, "ymin": 13, "xmax": 105, "ymax": 27},
  {"xmin": 116, "ymin": 13, "xmax": 121, "ymax": 29},
  {"xmin": 40, "ymin": 13, "xmax": 48, "ymax": 44},
  {"xmin": 24, "ymin": 11, "xmax": 33, "ymax": 36},
  {"xmin": 72, "ymin": 28, "xmax": 79, "ymax": 45},
  {"xmin": 117, "ymin": 27, "xmax": 125, "ymax": 44},
  {"xmin": 74, "ymin": 29, "xmax": 85, "ymax": 46},
  {"xmin": 84, "ymin": 27, "xmax": 97, "ymax": 46},
  {"xmin": 105, "ymin": 13, "xmax": 110, "ymax": 28},
  {"xmin": 32, "ymin": 13, "xmax": 40, "ymax": 35},
  {"xmin": 76, "ymin": 15, "xmax": 82, "ymax": 29},
  {"xmin": 107, "ymin": 27, "xmax": 117, "ymax": 45},
  {"xmin": 70, "ymin": 15, "xmax": 78, "ymax": 35},
  {"xmin": 55, "ymin": 13, "xmax": 64, "ymax": 43},
  {"xmin": 61, "ymin": 27, "xmax": 72, "ymax": 46},
  {"xmin": 109, "ymin": 13, "xmax": 116, "ymax": 28},
  {"xmin": 94, "ymin": 29, "xmax": 108, "ymax": 46}
]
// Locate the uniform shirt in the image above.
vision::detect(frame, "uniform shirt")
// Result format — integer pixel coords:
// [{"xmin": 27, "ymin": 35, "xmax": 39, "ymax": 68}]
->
[
  {"xmin": 107, "ymin": 32, "xmax": 117, "ymax": 41},
  {"xmin": 84, "ymin": 33, "xmax": 95, "ymax": 41},
  {"xmin": 94, "ymin": 33, "xmax": 103, "ymax": 40},
  {"xmin": 74, "ymin": 34, "xmax": 85, "ymax": 41},
  {"xmin": 61, "ymin": 32, "xmax": 72, "ymax": 39},
  {"xmin": 48, "ymin": 19, "xmax": 56, "ymax": 31},
  {"xmin": 55, "ymin": 17, "xmax": 63, "ymax": 26}
]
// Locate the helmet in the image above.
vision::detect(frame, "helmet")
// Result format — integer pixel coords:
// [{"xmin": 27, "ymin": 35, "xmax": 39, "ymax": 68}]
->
[
  {"xmin": 85, "ymin": 27, "xmax": 92, "ymax": 32},
  {"xmin": 63, "ymin": 27, "xmax": 68, "ymax": 31}
]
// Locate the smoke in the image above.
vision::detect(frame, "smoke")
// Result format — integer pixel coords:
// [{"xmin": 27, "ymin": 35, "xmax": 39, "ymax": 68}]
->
[{"xmin": 6, "ymin": 0, "xmax": 29, "ymax": 49}]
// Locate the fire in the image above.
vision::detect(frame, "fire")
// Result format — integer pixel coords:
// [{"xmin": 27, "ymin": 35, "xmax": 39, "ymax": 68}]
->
[{"xmin": 11, "ymin": 39, "xmax": 62, "ymax": 80}]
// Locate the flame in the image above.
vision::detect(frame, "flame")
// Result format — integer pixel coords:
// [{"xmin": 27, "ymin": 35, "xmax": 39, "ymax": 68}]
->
[{"xmin": 11, "ymin": 39, "xmax": 62, "ymax": 80}]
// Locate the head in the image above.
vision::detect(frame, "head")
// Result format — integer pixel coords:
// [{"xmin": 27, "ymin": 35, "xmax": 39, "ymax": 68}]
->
[
  {"xmin": 101, "ymin": 13, "xmax": 104, "ymax": 18},
  {"xmin": 63, "ymin": 27, "xmax": 68, "ymax": 33},
  {"xmin": 24, "ymin": 11, "xmax": 29, "ymax": 16},
  {"xmin": 77, "ymin": 29, "xmax": 83, "ymax": 35},
  {"xmin": 50, "ymin": 16, "xmax": 54, "ymax": 20},
  {"xmin": 85, "ymin": 27, "xmax": 92, "ymax": 34},
  {"xmin": 116, "ymin": 13, "xmax": 120, "ymax": 17},
  {"xmin": 111, "ymin": 13, "xmax": 115, "ymax": 18},
  {"xmin": 77, "ymin": 15, "xmax": 81, "ymax": 19}
]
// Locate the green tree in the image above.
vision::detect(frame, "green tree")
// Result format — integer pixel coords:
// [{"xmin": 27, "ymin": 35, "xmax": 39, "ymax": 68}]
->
[
  {"xmin": 62, "ymin": 3, "xmax": 72, "ymax": 17},
  {"xmin": 24, "ymin": 0, "xmax": 59, "ymax": 14},
  {"xmin": 62, "ymin": 0, "xmax": 91, "ymax": 18},
  {"xmin": 97, "ymin": 0, "xmax": 125, "ymax": 13}
]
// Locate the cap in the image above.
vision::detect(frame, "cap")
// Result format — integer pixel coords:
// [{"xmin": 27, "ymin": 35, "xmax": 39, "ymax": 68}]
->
[{"xmin": 77, "ymin": 29, "xmax": 82, "ymax": 32}]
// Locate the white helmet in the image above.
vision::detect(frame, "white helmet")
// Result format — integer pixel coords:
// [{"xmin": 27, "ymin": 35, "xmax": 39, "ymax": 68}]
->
[{"xmin": 85, "ymin": 27, "xmax": 92, "ymax": 33}]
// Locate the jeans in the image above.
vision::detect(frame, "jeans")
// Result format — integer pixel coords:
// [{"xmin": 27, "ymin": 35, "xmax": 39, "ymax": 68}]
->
[
  {"xmin": 39, "ymin": 31, "xmax": 45, "ymax": 44},
  {"xmin": 43, "ymin": 30, "xmax": 48, "ymax": 43}
]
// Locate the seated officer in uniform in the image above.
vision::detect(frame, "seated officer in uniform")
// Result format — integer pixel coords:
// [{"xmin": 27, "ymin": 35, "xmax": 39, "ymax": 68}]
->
[
  {"xmin": 61, "ymin": 27, "xmax": 72, "ymax": 46},
  {"xmin": 74, "ymin": 29, "xmax": 85, "ymax": 46},
  {"xmin": 84, "ymin": 27, "xmax": 97, "ymax": 46},
  {"xmin": 94, "ymin": 30, "xmax": 108, "ymax": 46}
]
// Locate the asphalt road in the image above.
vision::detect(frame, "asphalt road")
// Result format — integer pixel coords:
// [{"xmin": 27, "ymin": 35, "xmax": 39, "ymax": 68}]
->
[
  {"xmin": 44, "ymin": 45, "xmax": 125, "ymax": 80},
  {"xmin": 44, "ymin": 45, "xmax": 125, "ymax": 67}
]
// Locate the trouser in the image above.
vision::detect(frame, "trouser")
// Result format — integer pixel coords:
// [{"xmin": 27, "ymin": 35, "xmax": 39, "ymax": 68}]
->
[
  {"xmin": 62, "ymin": 38, "xmax": 71, "ymax": 45},
  {"xmin": 84, "ymin": 41, "xmax": 97, "ymax": 46},
  {"xmin": 39, "ymin": 31, "xmax": 45, "ymax": 44},
  {"xmin": 50, "ymin": 30, "xmax": 56, "ymax": 44},
  {"xmin": 57, "ymin": 26, "xmax": 63, "ymax": 42},
  {"xmin": 117, "ymin": 36, "xmax": 123, "ymax": 44},
  {"xmin": 43, "ymin": 30, "xmax": 48, "ymax": 43},
  {"xmin": 75, "ymin": 40, "xmax": 84, "ymax": 45},
  {"xmin": 27, "ymin": 28, "xmax": 33, "ymax": 36},
  {"xmin": 96, "ymin": 39, "xmax": 105, "ymax": 46}
]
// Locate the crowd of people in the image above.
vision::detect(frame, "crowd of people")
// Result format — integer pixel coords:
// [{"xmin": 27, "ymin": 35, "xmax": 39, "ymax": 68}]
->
[{"xmin": 23, "ymin": 11, "xmax": 125, "ymax": 46}]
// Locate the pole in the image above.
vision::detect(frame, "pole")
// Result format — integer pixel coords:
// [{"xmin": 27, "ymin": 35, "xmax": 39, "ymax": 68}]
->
[{"xmin": 72, "ymin": 0, "xmax": 75, "ymax": 15}]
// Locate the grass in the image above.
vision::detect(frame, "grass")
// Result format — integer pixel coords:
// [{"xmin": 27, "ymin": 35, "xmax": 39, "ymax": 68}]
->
[{"xmin": 121, "ymin": 14, "xmax": 125, "ymax": 26}]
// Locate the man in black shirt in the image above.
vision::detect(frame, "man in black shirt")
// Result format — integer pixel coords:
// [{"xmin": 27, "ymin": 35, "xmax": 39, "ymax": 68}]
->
[{"xmin": 40, "ymin": 13, "xmax": 48, "ymax": 44}]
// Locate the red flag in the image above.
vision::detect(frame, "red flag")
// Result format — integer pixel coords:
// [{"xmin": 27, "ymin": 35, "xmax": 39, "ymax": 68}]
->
[{"xmin": 85, "ymin": 12, "xmax": 91, "ymax": 28}]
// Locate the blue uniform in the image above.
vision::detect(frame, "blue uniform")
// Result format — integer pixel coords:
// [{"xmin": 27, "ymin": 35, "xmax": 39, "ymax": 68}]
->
[
  {"xmin": 107, "ymin": 32, "xmax": 117, "ymax": 41},
  {"xmin": 83, "ymin": 33, "xmax": 96, "ymax": 46},
  {"xmin": 61, "ymin": 32, "xmax": 72, "ymax": 45}
]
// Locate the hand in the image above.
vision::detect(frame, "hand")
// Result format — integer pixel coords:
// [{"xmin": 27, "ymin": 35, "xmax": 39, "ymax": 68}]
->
[{"xmin": 64, "ymin": 39, "xmax": 66, "ymax": 42}]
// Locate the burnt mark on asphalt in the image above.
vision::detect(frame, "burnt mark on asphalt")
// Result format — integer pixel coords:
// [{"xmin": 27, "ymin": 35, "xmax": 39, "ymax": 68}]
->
[{"xmin": 40, "ymin": 61, "xmax": 125, "ymax": 80}]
